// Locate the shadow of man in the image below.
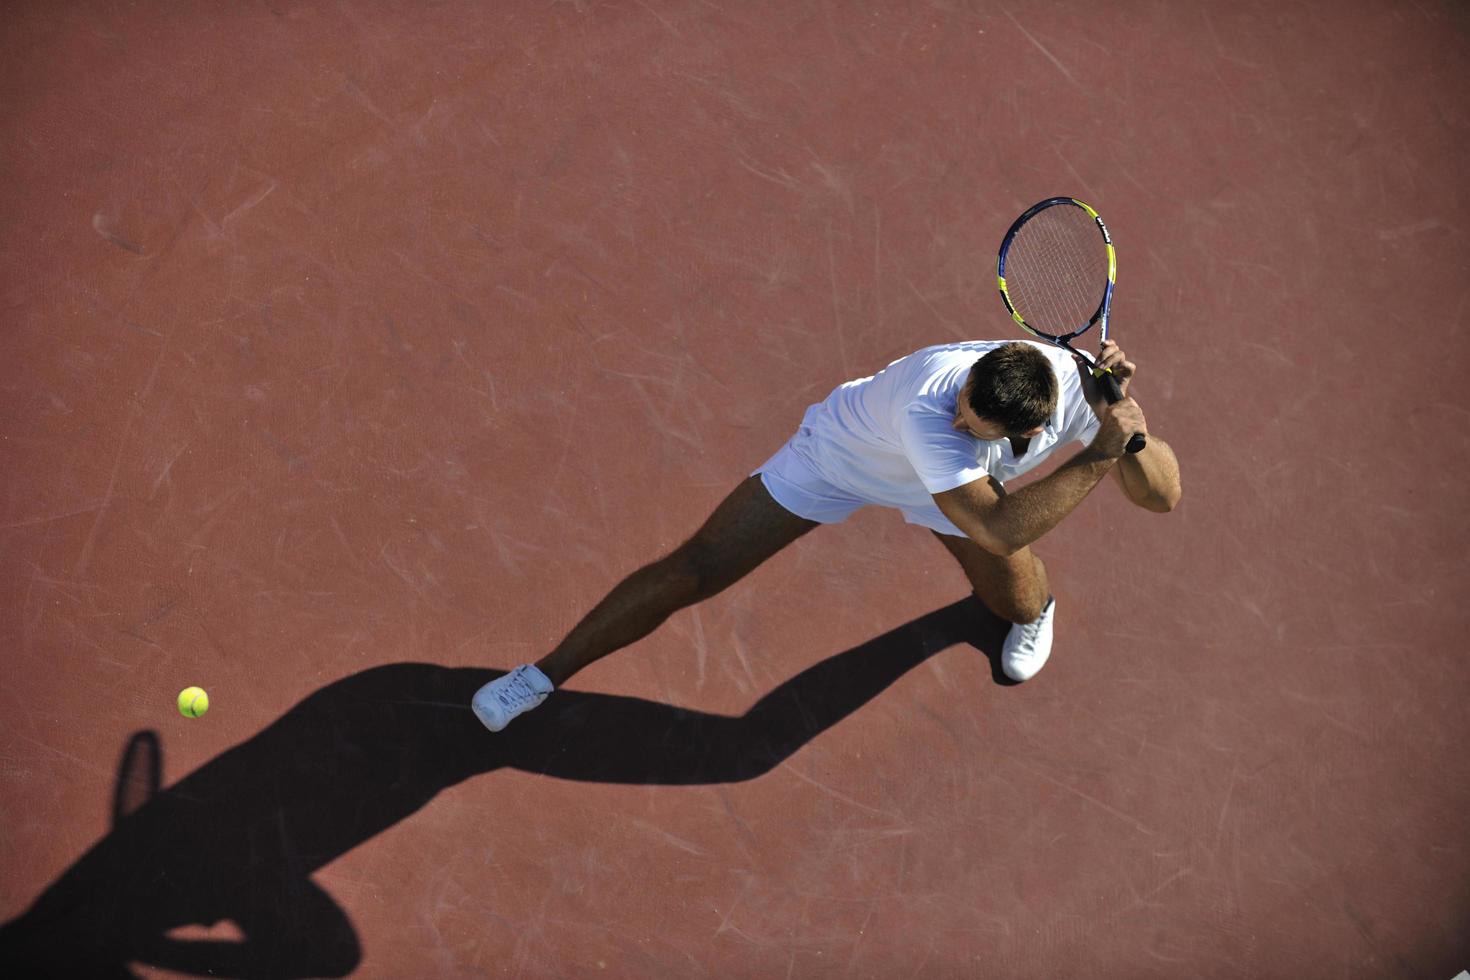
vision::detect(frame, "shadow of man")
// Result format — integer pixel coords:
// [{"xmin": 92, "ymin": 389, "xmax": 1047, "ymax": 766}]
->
[{"xmin": 0, "ymin": 597, "xmax": 1009, "ymax": 978}]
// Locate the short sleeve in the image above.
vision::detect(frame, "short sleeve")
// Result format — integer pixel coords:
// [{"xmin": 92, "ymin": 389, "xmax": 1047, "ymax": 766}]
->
[
  {"xmin": 1056, "ymin": 361, "xmax": 1101, "ymax": 447},
  {"xmin": 1062, "ymin": 396, "xmax": 1101, "ymax": 447},
  {"xmin": 897, "ymin": 405, "xmax": 996, "ymax": 495}
]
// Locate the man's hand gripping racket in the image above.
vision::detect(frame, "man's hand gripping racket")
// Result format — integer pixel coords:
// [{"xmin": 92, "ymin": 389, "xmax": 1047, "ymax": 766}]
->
[{"xmin": 996, "ymin": 197, "xmax": 1146, "ymax": 454}]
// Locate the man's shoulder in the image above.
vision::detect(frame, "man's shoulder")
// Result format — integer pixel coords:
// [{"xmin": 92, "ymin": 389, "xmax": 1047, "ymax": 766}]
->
[
  {"xmin": 894, "ymin": 340, "xmax": 1008, "ymax": 389},
  {"xmin": 903, "ymin": 339, "xmax": 1073, "ymax": 375},
  {"xmin": 907, "ymin": 339, "xmax": 1011, "ymax": 360}
]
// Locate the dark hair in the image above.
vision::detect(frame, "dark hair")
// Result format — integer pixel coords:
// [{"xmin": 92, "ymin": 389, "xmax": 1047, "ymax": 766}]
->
[{"xmin": 966, "ymin": 343, "xmax": 1057, "ymax": 434}]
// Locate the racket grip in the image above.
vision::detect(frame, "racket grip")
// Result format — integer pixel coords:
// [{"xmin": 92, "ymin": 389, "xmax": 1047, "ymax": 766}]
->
[{"xmin": 1097, "ymin": 369, "xmax": 1147, "ymax": 454}]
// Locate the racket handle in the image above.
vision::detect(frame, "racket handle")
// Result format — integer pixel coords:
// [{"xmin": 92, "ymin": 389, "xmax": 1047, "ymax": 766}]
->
[{"xmin": 1097, "ymin": 369, "xmax": 1147, "ymax": 454}]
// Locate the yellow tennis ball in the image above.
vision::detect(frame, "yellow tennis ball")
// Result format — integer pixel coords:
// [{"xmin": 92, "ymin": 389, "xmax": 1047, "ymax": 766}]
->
[{"xmin": 178, "ymin": 686, "xmax": 209, "ymax": 718}]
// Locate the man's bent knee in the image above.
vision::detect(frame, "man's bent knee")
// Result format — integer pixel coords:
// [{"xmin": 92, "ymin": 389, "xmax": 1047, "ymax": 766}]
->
[
  {"xmin": 666, "ymin": 535, "xmax": 757, "ymax": 604},
  {"xmin": 676, "ymin": 477, "xmax": 818, "ymax": 598},
  {"xmin": 655, "ymin": 544, "xmax": 717, "ymax": 604}
]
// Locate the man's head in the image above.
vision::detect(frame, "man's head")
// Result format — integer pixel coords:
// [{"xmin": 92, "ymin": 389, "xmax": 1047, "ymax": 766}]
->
[{"xmin": 953, "ymin": 342, "xmax": 1057, "ymax": 441}]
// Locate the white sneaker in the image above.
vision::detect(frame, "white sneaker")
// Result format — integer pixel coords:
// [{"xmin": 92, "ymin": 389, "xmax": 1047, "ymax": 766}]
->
[
  {"xmin": 472, "ymin": 664, "xmax": 554, "ymax": 732},
  {"xmin": 1002, "ymin": 597, "xmax": 1055, "ymax": 682}
]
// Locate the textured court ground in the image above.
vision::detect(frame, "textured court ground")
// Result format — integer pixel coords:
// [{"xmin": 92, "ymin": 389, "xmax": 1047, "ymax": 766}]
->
[{"xmin": 2, "ymin": 2, "xmax": 1468, "ymax": 977}]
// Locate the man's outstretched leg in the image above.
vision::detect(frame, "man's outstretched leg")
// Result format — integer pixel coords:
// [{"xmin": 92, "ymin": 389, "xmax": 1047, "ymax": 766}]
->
[
  {"xmin": 473, "ymin": 476, "xmax": 820, "ymax": 731},
  {"xmin": 932, "ymin": 530, "xmax": 1056, "ymax": 682}
]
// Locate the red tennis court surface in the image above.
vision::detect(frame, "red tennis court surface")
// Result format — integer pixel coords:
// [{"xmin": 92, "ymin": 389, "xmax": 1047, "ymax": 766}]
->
[{"xmin": 3, "ymin": 2, "xmax": 1468, "ymax": 977}]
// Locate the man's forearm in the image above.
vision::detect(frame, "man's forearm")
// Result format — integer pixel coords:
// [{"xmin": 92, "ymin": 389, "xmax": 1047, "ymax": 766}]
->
[
  {"xmin": 1116, "ymin": 435, "xmax": 1182, "ymax": 512},
  {"xmin": 988, "ymin": 447, "xmax": 1117, "ymax": 553}
]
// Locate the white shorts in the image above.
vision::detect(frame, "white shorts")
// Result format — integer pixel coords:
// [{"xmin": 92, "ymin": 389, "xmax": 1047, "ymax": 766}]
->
[{"xmin": 752, "ymin": 420, "xmax": 969, "ymax": 538}]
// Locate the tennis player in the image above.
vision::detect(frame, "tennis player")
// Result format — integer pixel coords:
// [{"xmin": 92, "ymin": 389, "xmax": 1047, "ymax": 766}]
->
[{"xmin": 473, "ymin": 338, "xmax": 1181, "ymax": 731}]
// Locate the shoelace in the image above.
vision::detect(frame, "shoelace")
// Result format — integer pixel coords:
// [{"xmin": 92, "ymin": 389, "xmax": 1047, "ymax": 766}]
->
[
  {"xmin": 1011, "ymin": 607, "xmax": 1052, "ymax": 656},
  {"xmin": 1011, "ymin": 621, "xmax": 1042, "ymax": 655},
  {"xmin": 495, "ymin": 670, "xmax": 545, "ymax": 709}
]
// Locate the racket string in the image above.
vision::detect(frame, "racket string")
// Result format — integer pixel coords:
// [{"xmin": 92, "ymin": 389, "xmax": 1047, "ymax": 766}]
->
[{"xmin": 1005, "ymin": 207, "xmax": 1109, "ymax": 335}]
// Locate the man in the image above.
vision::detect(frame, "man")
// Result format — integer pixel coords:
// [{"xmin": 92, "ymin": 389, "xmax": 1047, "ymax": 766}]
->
[{"xmin": 472, "ymin": 338, "xmax": 1181, "ymax": 732}]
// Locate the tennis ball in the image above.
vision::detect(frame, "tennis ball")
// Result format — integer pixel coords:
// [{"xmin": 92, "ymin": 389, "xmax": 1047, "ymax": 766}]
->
[{"xmin": 178, "ymin": 686, "xmax": 209, "ymax": 718}]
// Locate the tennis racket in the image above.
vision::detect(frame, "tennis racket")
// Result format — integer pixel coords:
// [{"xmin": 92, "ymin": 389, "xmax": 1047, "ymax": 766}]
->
[{"xmin": 996, "ymin": 197, "xmax": 1145, "ymax": 454}]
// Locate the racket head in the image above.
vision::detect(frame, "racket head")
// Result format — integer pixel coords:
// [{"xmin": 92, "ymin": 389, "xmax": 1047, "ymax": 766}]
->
[{"xmin": 997, "ymin": 197, "xmax": 1115, "ymax": 345}]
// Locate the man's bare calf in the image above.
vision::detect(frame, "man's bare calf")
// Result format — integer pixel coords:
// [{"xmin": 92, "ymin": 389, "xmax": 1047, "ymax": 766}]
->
[{"xmin": 473, "ymin": 476, "xmax": 816, "ymax": 731}]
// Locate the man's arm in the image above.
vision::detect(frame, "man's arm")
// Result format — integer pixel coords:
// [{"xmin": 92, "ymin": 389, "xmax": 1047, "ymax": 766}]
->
[
  {"xmin": 1111, "ymin": 435, "xmax": 1182, "ymax": 512},
  {"xmin": 935, "ymin": 448, "xmax": 1116, "ymax": 556},
  {"xmin": 1078, "ymin": 340, "xmax": 1182, "ymax": 514},
  {"xmin": 934, "ymin": 399, "xmax": 1146, "ymax": 556}
]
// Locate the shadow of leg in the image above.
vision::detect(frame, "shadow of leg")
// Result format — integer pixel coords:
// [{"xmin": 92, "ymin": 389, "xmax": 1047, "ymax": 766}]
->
[{"xmin": 138, "ymin": 874, "xmax": 360, "ymax": 979}]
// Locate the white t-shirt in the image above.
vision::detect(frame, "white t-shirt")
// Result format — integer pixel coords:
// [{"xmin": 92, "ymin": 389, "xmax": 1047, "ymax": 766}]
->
[{"xmin": 798, "ymin": 341, "xmax": 1100, "ymax": 508}]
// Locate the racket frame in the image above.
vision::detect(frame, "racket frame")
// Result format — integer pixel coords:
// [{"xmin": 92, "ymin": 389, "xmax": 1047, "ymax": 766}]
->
[{"xmin": 996, "ymin": 196, "xmax": 1116, "ymax": 366}]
